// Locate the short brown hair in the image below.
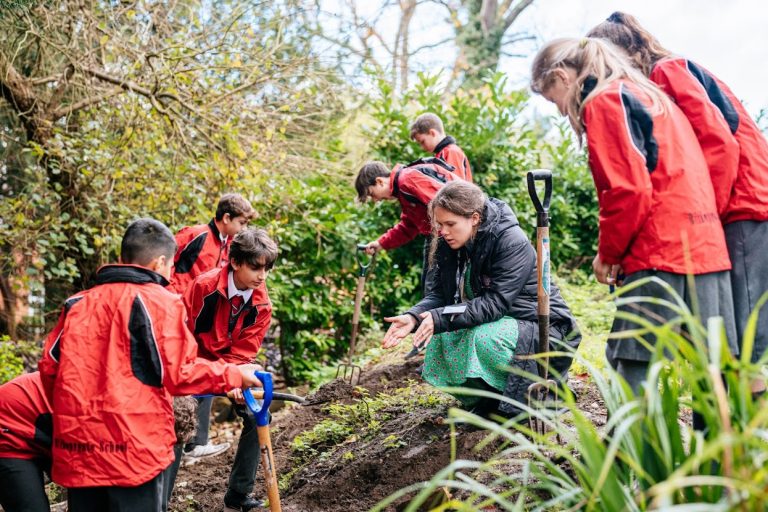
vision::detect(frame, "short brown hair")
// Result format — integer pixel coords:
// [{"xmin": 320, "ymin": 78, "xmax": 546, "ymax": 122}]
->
[
  {"xmin": 230, "ymin": 228, "xmax": 278, "ymax": 269},
  {"xmin": 354, "ymin": 161, "xmax": 390, "ymax": 203},
  {"xmin": 215, "ymin": 193, "xmax": 255, "ymax": 221},
  {"xmin": 409, "ymin": 113, "xmax": 445, "ymax": 140}
]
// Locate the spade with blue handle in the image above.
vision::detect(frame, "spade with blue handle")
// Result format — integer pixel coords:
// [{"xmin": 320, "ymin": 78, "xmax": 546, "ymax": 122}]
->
[{"xmin": 196, "ymin": 372, "xmax": 305, "ymax": 511}]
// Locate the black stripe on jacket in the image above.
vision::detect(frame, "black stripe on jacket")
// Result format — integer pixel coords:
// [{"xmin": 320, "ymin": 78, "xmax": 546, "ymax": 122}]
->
[
  {"xmin": 686, "ymin": 60, "xmax": 740, "ymax": 134},
  {"xmin": 620, "ymin": 84, "xmax": 659, "ymax": 173}
]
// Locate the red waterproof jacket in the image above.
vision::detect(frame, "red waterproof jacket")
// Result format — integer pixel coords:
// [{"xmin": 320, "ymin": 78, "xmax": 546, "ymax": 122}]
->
[
  {"xmin": 434, "ymin": 136, "xmax": 473, "ymax": 182},
  {"xmin": 38, "ymin": 264, "xmax": 243, "ymax": 488},
  {"xmin": 651, "ymin": 57, "xmax": 768, "ymax": 224},
  {"xmin": 169, "ymin": 220, "xmax": 229, "ymax": 294},
  {"xmin": 583, "ymin": 79, "xmax": 730, "ymax": 275},
  {"xmin": 0, "ymin": 372, "xmax": 52, "ymax": 460},
  {"xmin": 378, "ymin": 163, "xmax": 458, "ymax": 250},
  {"xmin": 183, "ymin": 266, "xmax": 272, "ymax": 365}
]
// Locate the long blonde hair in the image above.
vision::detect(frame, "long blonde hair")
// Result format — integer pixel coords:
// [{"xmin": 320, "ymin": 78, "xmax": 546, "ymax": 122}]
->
[{"xmin": 530, "ymin": 37, "xmax": 671, "ymax": 137}]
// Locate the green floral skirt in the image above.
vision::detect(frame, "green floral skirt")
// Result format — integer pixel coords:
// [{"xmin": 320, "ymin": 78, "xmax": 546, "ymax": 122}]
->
[{"xmin": 422, "ymin": 317, "xmax": 519, "ymax": 405}]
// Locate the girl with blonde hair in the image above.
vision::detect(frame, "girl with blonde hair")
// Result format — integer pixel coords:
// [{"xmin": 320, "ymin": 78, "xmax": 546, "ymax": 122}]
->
[
  {"xmin": 589, "ymin": 12, "xmax": 768, "ymax": 367},
  {"xmin": 531, "ymin": 37, "xmax": 737, "ymax": 391}
]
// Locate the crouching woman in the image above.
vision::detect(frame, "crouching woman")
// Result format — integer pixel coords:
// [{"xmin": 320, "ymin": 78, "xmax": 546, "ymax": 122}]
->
[{"xmin": 383, "ymin": 181, "xmax": 581, "ymax": 417}]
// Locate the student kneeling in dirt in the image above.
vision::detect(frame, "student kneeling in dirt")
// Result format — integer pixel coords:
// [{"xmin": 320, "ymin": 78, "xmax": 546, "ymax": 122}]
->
[
  {"xmin": 183, "ymin": 228, "xmax": 277, "ymax": 512},
  {"xmin": 383, "ymin": 181, "xmax": 581, "ymax": 418}
]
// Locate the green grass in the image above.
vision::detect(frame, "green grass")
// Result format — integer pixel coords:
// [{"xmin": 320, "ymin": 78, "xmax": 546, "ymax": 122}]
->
[{"xmin": 556, "ymin": 269, "xmax": 615, "ymax": 375}]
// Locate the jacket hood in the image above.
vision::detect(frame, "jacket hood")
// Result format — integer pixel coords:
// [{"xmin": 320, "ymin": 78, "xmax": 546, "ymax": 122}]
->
[
  {"xmin": 95, "ymin": 264, "xmax": 170, "ymax": 287},
  {"xmin": 433, "ymin": 135, "xmax": 456, "ymax": 155}
]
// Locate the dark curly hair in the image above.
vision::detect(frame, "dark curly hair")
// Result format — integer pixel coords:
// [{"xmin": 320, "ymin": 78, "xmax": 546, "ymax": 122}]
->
[{"xmin": 173, "ymin": 396, "xmax": 198, "ymax": 445}]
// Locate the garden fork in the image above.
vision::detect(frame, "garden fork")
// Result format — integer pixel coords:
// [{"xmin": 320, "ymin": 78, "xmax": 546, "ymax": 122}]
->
[{"xmin": 336, "ymin": 244, "xmax": 376, "ymax": 386}]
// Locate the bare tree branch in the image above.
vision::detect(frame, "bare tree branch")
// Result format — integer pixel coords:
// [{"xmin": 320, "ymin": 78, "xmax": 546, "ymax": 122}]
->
[
  {"xmin": 50, "ymin": 87, "xmax": 124, "ymax": 119},
  {"xmin": 503, "ymin": 0, "xmax": 535, "ymax": 31}
]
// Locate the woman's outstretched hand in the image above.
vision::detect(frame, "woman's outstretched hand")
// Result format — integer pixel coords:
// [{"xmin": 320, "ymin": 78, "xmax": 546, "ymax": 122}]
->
[
  {"xmin": 413, "ymin": 311, "xmax": 434, "ymax": 349},
  {"xmin": 382, "ymin": 314, "xmax": 417, "ymax": 348}
]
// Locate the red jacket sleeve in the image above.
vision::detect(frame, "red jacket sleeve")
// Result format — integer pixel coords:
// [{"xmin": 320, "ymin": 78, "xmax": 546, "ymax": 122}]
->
[
  {"xmin": 226, "ymin": 302, "xmax": 272, "ymax": 365},
  {"xmin": 152, "ymin": 295, "xmax": 243, "ymax": 395},
  {"xmin": 651, "ymin": 59, "xmax": 739, "ymax": 216},
  {"xmin": 37, "ymin": 296, "xmax": 82, "ymax": 404},
  {"xmin": 378, "ymin": 169, "xmax": 441, "ymax": 250},
  {"xmin": 182, "ymin": 276, "xmax": 202, "ymax": 333},
  {"xmin": 378, "ymin": 212, "xmax": 421, "ymax": 250},
  {"xmin": 584, "ymin": 90, "xmax": 654, "ymax": 266}
]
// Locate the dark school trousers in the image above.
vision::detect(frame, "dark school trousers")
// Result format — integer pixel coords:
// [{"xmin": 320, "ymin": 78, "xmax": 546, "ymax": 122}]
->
[
  {"xmin": 725, "ymin": 220, "xmax": 768, "ymax": 363},
  {"xmin": 606, "ymin": 269, "xmax": 737, "ymax": 393},
  {"xmin": 186, "ymin": 396, "xmax": 213, "ymax": 449},
  {"xmin": 68, "ymin": 466, "xmax": 167, "ymax": 512},
  {"xmin": 420, "ymin": 235, "xmax": 435, "ymax": 298},
  {"xmin": 0, "ymin": 457, "xmax": 50, "ymax": 512},
  {"xmin": 228, "ymin": 403, "xmax": 261, "ymax": 498},
  {"xmin": 162, "ymin": 443, "xmax": 184, "ymax": 508}
]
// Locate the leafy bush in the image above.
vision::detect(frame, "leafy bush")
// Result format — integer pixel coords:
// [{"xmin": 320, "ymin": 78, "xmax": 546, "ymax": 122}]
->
[
  {"xmin": 365, "ymin": 72, "xmax": 599, "ymax": 270},
  {"xmin": 0, "ymin": 335, "xmax": 25, "ymax": 384}
]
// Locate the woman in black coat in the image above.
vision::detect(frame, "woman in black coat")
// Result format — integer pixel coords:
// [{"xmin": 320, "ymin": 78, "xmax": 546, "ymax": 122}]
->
[{"xmin": 383, "ymin": 181, "xmax": 580, "ymax": 416}]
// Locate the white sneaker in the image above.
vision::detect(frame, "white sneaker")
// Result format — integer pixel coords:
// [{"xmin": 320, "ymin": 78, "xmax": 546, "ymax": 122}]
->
[{"xmin": 181, "ymin": 441, "xmax": 231, "ymax": 466}]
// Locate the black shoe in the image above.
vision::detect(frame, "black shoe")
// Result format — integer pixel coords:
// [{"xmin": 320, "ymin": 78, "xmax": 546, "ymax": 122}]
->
[
  {"xmin": 467, "ymin": 397, "xmax": 500, "ymax": 419},
  {"xmin": 224, "ymin": 491, "xmax": 264, "ymax": 511}
]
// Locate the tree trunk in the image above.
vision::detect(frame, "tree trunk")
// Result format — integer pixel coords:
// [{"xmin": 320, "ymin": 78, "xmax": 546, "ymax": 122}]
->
[
  {"xmin": 0, "ymin": 273, "xmax": 17, "ymax": 339},
  {"xmin": 456, "ymin": 0, "xmax": 534, "ymax": 88}
]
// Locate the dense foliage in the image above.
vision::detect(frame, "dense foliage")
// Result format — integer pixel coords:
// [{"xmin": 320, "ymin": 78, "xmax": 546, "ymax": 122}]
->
[
  {"xmin": 365, "ymin": 71, "xmax": 598, "ymax": 269},
  {"xmin": 0, "ymin": 4, "xmax": 599, "ymax": 382}
]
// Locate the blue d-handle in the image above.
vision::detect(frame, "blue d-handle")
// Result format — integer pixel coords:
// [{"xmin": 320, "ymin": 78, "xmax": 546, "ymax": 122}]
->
[{"xmin": 244, "ymin": 371, "xmax": 272, "ymax": 427}]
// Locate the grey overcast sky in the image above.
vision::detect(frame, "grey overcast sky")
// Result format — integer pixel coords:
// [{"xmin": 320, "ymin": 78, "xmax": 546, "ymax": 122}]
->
[
  {"xmin": 504, "ymin": 0, "xmax": 768, "ymax": 118},
  {"xmin": 321, "ymin": 1, "xmax": 768, "ymax": 118}
]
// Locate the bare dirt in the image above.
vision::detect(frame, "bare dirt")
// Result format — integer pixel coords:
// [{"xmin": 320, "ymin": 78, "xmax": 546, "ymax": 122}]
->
[
  {"xmin": 168, "ymin": 354, "xmax": 614, "ymax": 512},
  {"xmin": 170, "ymin": 354, "xmax": 489, "ymax": 511}
]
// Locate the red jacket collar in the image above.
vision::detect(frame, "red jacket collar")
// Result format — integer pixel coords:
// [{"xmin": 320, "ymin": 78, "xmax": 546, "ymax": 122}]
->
[{"xmin": 95, "ymin": 264, "xmax": 169, "ymax": 287}]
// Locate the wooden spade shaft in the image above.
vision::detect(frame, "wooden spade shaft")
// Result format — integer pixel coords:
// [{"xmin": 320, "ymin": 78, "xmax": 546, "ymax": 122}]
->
[
  {"xmin": 257, "ymin": 424, "xmax": 282, "ymax": 512},
  {"xmin": 536, "ymin": 223, "xmax": 551, "ymax": 380}
]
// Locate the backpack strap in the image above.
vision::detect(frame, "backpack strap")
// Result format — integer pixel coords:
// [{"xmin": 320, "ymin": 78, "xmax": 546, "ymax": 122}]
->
[{"xmin": 405, "ymin": 156, "xmax": 455, "ymax": 173}]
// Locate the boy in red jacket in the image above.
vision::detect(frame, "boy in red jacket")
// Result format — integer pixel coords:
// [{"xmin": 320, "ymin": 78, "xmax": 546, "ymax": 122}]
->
[
  {"xmin": 410, "ymin": 113, "xmax": 473, "ymax": 182},
  {"xmin": 356, "ymin": 160, "xmax": 457, "ymax": 295},
  {"xmin": 183, "ymin": 228, "xmax": 277, "ymax": 512},
  {"xmin": 38, "ymin": 218, "xmax": 262, "ymax": 512},
  {"xmin": 171, "ymin": 193, "xmax": 254, "ymax": 463},
  {"xmin": 0, "ymin": 372, "xmax": 52, "ymax": 512},
  {"xmin": 170, "ymin": 193, "xmax": 255, "ymax": 294}
]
